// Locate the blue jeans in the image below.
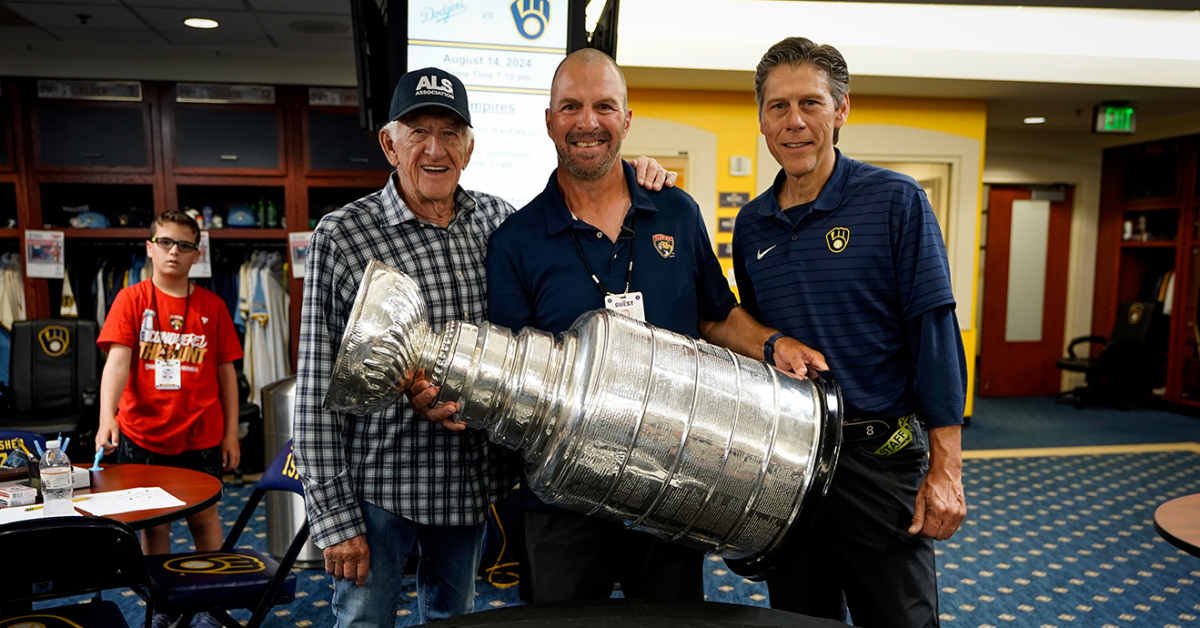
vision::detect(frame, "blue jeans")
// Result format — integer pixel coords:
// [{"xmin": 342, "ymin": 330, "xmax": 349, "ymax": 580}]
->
[{"xmin": 332, "ymin": 502, "xmax": 485, "ymax": 627}]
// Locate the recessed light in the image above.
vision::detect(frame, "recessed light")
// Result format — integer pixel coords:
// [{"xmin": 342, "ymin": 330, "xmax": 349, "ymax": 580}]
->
[
  {"xmin": 184, "ymin": 17, "xmax": 219, "ymax": 29},
  {"xmin": 1024, "ymin": 116, "xmax": 1047, "ymax": 124}
]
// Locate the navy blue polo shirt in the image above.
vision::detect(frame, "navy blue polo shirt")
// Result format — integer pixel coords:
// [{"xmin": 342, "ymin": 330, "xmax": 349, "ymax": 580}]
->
[
  {"xmin": 487, "ymin": 160, "xmax": 737, "ymax": 338},
  {"xmin": 732, "ymin": 149, "xmax": 965, "ymax": 428}
]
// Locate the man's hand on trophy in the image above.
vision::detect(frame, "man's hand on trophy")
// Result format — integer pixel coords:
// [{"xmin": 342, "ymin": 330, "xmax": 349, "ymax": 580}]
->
[
  {"xmin": 773, "ymin": 337, "xmax": 829, "ymax": 380},
  {"xmin": 406, "ymin": 369, "xmax": 468, "ymax": 431}
]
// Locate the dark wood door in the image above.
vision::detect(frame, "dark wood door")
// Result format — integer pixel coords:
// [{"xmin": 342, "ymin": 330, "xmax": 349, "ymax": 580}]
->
[{"xmin": 979, "ymin": 186, "xmax": 1074, "ymax": 396}]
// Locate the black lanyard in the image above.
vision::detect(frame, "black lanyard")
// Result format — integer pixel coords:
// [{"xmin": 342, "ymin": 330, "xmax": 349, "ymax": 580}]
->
[
  {"xmin": 568, "ymin": 215, "xmax": 635, "ymax": 297},
  {"xmin": 150, "ymin": 282, "xmax": 191, "ymax": 347}
]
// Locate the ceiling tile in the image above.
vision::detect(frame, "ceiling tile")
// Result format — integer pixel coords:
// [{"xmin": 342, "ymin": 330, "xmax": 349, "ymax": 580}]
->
[
  {"xmin": 43, "ymin": 26, "xmax": 158, "ymax": 42},
  {"xmin": 125, "ymin": 0, "xmax": 246, "ymax": 9},
  {"xmin": 5, "ymin": 2, "xmax": 142, "ymax": 29},
  {"xmin": 135, "ymin": 7, "xmax": 269, "ymax": 46},
  {"xmin": 0, "ymin": 25, "xmax": 55, "ymax": 41},
  {"xmin": 249, "ymin": 0, "xmax": 349, "ymax": 15},
  {"xmin": 257, "ymin": 12, "xmax": 351, "ymax": 42}
]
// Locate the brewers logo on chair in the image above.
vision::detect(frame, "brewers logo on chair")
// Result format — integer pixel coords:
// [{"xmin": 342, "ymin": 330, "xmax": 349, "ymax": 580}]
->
[
  {"xmin": 652, "ymin": 234, "xmax": 676, "ymax": 259},
  {"xmin": 37, "ymin": 325, "xmax": 70, "ymax": 358},
  {"xmin": 163, "ymin": 553, "xmax": 266, "ymax": 575}
]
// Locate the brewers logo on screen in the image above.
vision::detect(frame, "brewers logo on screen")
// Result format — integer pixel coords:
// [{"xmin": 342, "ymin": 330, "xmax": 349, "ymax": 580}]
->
[{"xmin": 511, "ymin": 0, "xmax": 549, "ymax": 40}]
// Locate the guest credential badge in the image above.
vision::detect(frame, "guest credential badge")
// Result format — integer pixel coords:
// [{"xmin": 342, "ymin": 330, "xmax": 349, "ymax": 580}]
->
[{"xmin": 604, "ymin": 291, "xmax": 646, "ymax": 322}]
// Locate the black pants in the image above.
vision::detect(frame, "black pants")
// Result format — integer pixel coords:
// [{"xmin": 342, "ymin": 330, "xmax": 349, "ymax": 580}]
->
[
  {"xmin": 523, "ymin": 508, "xmax": 704, "ymax": 604},
  {"xmin": 118, "ymin": 436, "xmax": 223, "ymax": 479},
  {"xmin": 767, "ymin": 420, "xmax": 939, "ymax": 628}
]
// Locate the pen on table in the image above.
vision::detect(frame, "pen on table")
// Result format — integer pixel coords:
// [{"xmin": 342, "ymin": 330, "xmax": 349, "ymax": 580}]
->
[
  {"xmin": 22, "ymin": 496, "xmax": 89, "ymax": 512},
  {"xmin": 90, "ymin": 449, "xmax": 104, "ymax": 472}
]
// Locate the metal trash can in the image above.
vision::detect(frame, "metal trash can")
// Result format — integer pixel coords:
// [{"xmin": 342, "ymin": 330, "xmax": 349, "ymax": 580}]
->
[{"xmin": 262, "ymin": 375, "xmax": 323, "ymax": 569}]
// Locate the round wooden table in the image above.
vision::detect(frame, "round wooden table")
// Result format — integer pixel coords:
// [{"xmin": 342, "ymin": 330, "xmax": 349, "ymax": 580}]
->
[
  {"xmin": 76, "ymin": 463, "xmax": 223, "ymax": 530},
  {"xmin": 1153, "ymin": 493, "xmax": 1200, "ymax": 558}
]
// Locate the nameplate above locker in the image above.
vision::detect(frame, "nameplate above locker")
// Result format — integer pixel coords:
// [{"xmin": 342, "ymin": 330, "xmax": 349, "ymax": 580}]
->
[
  {"xmin": 37, "ymin": 80, "xmax": 142, "ymax": 102},
  {"xmin": 176, "ymin": 83, "xmax": 275, "ymax": 105}
]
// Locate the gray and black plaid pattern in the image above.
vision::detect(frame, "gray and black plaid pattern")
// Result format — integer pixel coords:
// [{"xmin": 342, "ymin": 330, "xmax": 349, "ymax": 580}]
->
[{"xmin": 293, "ymin": 175, "xmax": 518, "ymax": 548}]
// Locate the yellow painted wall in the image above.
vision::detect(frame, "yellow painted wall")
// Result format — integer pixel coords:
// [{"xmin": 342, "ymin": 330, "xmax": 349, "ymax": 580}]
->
[{"xmin": 629, "ymin": 88, "xmax": 987, "ymax": 418}]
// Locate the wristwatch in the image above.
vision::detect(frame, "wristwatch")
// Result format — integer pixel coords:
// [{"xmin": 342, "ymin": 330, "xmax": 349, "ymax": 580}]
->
[{"xmin": 763, "ymin": 332, "xmax": 785, "ymax": 366}]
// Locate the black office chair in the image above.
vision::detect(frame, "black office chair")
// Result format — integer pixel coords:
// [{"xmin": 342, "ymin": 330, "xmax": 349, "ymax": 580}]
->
[
  {"xmin": 5, "ymin": 318, "xmax": 100, "ymax": 444},
  {"xmin": 1057, "ymin": 301, "xmax": 1162, "ymax": 408},
  {"xmin": 142, "ymin": 440, "xmax": 308, "ymax": 628},
  {"xmin": 0, "ymin": 516, "xmax": 153, "ymax": 627}
]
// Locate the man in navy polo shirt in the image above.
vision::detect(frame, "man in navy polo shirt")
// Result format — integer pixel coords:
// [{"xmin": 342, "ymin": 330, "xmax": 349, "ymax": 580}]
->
[
  {"xmin": 486, "ymin": 48, "xmax": 827, "ymax": 604},
  {"xmin": 733, "ymin": 37, "xmax": 968, "ymax": 627}
]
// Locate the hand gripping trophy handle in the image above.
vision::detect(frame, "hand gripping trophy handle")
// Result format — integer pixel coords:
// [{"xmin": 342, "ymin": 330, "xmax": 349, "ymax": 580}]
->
[{"xmin": 325, "ymin": 259, "xmax": 842, "ymax": 578}]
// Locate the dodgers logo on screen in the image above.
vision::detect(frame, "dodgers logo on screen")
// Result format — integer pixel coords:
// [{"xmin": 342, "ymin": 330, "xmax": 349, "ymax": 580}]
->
[{"xmin": 511, "ymin": 0, "xmax": 549, "ymax": 40}]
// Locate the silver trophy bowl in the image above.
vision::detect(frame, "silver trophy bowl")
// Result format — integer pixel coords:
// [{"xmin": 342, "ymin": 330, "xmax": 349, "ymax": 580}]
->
[{"xmin": 326, "ymin": 259, "xmax": 842, "ymax": 578}]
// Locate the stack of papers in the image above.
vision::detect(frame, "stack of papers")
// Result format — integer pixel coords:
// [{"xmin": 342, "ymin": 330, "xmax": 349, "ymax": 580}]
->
[
  {"xmin": 0, "ymin": 487, "xmax": 185, "ymax": 526},
  {"xmin": 75, "ymin": 487, "xmax": 185, "ymax": 516}
]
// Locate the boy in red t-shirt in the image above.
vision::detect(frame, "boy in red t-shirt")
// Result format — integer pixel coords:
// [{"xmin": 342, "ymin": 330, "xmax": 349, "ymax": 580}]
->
[{"xmin": 95, "ymin": 210, "xmax": 242, "ymax": 557}]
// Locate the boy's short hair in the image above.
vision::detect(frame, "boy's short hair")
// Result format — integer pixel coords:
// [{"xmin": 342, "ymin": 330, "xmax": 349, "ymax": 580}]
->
[{"xmin": 150, "ymin": 210, "xmax": 201, "ymax": 243}]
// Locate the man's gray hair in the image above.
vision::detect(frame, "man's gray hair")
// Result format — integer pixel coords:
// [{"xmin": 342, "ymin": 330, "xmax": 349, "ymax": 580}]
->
[{"xmin": 754, "ymin": 37, "xmax": 850, "ymax": 110}]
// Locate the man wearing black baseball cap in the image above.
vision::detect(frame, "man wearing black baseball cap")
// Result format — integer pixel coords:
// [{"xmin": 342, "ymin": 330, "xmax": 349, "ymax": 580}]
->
[{"xmin": 294, "ymin": 66, "xmax": 675, "ymax": 625}]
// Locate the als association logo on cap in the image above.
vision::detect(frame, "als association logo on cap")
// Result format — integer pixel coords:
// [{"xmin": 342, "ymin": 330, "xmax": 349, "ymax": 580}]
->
[
  {"xmin": 389, "ymin": 67, "xmax": 472, "ymax": 127},
  {"xmin": 414, "ymin": 74, "xmax": 455, "ymax": 99}
]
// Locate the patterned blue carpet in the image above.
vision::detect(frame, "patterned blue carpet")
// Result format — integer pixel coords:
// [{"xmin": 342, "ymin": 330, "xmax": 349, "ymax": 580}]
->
[{"xmin": 37, "ymin": 397, "xmax": 1200, "ymax": 626}]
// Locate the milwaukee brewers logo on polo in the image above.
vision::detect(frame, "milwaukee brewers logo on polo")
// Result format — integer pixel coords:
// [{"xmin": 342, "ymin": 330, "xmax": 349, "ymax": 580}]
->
[{"xmin": 825, "ymin": 226, "xmax": 850, "ymax": 253}]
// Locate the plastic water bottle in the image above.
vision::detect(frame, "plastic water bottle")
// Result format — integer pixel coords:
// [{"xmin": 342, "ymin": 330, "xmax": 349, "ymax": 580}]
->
[{"xmin": 40, "ymin": 439, "xmax": 74, "ymax": 516}]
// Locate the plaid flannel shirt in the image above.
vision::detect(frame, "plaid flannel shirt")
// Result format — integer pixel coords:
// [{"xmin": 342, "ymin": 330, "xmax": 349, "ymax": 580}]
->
[{"xmin": 294, "ymin": 175, "xmax": 518, "ymax": 549}]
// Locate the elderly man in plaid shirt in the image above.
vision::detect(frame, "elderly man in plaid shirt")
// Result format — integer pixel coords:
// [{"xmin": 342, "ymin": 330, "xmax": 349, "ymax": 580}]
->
[{"xmin": 293, "ymin": 66, "xmax": 674, "ymax": 627}]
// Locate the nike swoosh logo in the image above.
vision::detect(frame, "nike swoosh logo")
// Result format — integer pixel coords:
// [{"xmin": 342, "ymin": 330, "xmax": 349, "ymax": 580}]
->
[{"xmin": 756, "ymin": 244, "xmax": 777, "ymax": 260}]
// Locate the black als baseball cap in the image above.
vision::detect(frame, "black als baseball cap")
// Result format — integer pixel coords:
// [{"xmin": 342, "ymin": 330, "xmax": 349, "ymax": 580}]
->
[{"xmin": 387, "ymin": 67, "xmax": 472, "ymax": 126}]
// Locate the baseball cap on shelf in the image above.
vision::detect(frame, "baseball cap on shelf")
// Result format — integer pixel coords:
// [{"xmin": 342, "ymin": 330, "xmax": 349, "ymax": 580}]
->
[{"xmin": 388, "ymin": 67, "xmax": 471, "ymax": 127}]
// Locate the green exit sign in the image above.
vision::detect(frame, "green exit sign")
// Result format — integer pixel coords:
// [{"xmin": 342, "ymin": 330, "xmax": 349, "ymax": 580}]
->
[{"xmin": 1093, "ymin": 104, "xmax": 1136, "ymax": 134}]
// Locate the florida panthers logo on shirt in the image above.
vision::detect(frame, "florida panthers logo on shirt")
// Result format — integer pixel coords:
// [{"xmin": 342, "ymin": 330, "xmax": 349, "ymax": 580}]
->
[
  {"xmin": 651, "ymin": 234, "xmax": 676, "ymax": 259},
  {"xmin": 825, "ymin": 227, "xmax": 850, "ymax": 253}
]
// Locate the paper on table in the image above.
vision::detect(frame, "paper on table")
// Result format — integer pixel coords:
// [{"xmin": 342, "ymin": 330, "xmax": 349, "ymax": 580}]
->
[
  {"xmin": 75, "ymin": 487, "xmax": 185, "ymax": 516},
  {"xmin": 0, "ymin": 504, "xmax": 81, "ymax": 525}
]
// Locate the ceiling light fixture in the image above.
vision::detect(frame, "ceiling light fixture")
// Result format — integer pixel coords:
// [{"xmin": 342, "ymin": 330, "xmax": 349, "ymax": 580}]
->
[
  {"xmin": 184, "ymin": 17, "xmax": 219, "ymax": 29},
  {"xmin": 1024, "ymin": 116, "xmax": 1046, "ymax": 124}
]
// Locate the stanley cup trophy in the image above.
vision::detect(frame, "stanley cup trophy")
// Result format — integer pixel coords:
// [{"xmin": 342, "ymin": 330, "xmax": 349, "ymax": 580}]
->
[{"xmin": 325, "ymin": 260, "xmax": 842, "ymax": 578}]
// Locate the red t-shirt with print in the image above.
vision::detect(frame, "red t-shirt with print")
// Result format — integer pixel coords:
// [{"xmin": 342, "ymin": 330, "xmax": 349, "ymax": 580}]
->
[{"xmin": 98, "ymin": 280, "xmax": 242, "ymax": 455}]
